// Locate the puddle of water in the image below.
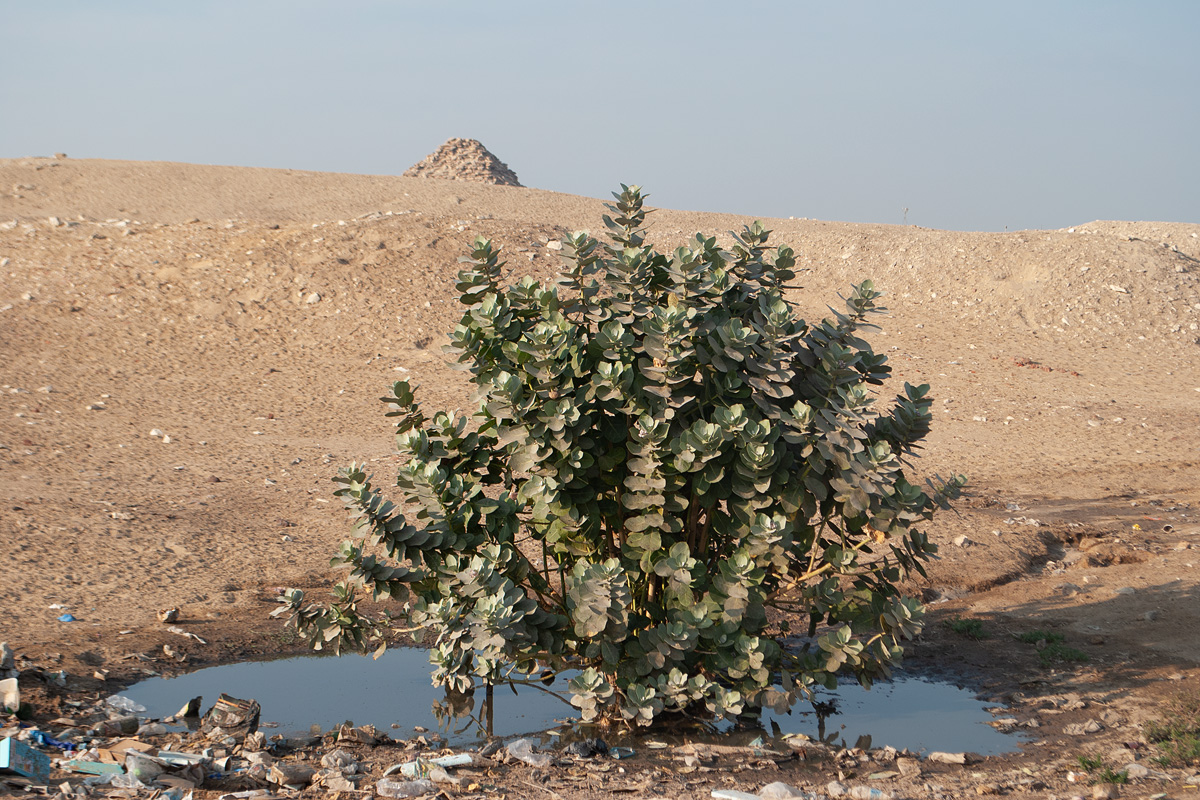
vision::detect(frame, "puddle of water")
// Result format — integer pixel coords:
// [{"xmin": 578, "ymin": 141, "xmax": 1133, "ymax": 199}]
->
[{"xmin": 123, "ymin": 647, "xmax": 1023, "ymax": 754}]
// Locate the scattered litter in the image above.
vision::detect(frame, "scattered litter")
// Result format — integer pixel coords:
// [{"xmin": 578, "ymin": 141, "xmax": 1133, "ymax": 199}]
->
[
  {"xmin": 927, "ymin": 751, "xmax": 975, "ymax": 764},
  {"xmin": 390, "ymin": 752, "xmax": 473, "ymax": 777},
  {"xmin": 376, "ymin": 777, "xmax": 437, "ymax": 798},
  {"xmin": 105, "ymin": 694, "xmax": 148, "ymax": 714},
  {"xmin": 62, "ymin": 759, "xmax": 124, "ymax": 776},
  {"xmin": 506, "ymin": 737, "xmax": 553, "ymax": 767},
  {"xmin": 57, "ymin": 613, "xmax": 77, "ymax": 622},
  {"xmin": 563, "ymin": 737, "xmax": 609, "ymax": 758},
  {"xmin": 1, "ymin": 735, "xmax": 52, "ymax": 783},
  {"xmin": 0, "ymin": 678, "xmax": 18, "ymax": 712},
  {"xmin": 165, "ymin": 695, "xmax": 202, "ymax": 721},
  {"xmin": 167, "ymin": 625, "xmax": 207, "ymax": 643},
  {"xmin": 713, "ymin": 790, "xmax": 762, "ymax": 800},
  {"xmin": 200, "ymin": 694, "xmax": 261, "ymax": 742},
  {"xmin": 268, "ymin": 761, "xmax": 315, "ymax": 787},
  {"xmin": 760, "ymin": 782, "xmax": 812, "ymax": 799}
]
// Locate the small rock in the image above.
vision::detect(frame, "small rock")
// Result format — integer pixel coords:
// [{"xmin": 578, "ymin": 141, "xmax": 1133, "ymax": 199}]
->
[
  {"xmin": 1092, "ymin": 783, "xmax": 1121, "ymax": 799},
  {"xmin": 306, "ymin": 292, "xmax": 321, "ymax": 304}
]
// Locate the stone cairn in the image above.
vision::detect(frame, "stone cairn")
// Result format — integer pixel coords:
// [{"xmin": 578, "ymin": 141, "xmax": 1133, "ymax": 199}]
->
[{"xmin": 402, "ymin": 138, "xmax": 523, "ymax": 187}]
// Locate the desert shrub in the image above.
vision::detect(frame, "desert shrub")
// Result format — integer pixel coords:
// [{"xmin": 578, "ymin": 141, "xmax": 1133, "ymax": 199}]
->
[
  {"xmin": 1075, "ymin": 754, "xmax": 1128, "ymax": 784},
  {"xmin": 945, "ymin": 617, "xmax": 988, "ymax": 640},
  {"xmin": 1016, "ymin": 630, "xmax": 1088, "ymax": 666},
  {"xmin": 1146, "ymin": 690, "xmax": 1200, "ymax": 766},
  {"xmin": 284, "ymin": 185, "xmax": 964, "ymax": 726}
]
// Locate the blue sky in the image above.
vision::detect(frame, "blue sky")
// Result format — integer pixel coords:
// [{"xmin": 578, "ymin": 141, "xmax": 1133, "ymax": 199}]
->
[{"xmin": 3, "ymin": 1, "xmax": 1197, "ymax": 231}]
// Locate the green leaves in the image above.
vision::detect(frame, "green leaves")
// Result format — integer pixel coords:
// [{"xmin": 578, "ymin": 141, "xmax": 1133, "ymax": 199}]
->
[
  {"xmin": 566, "ymin": 559, "xmax": 630, "ymax": 647},
  {"xmin": 291, "ymin": 184, "xmax": 962, "ymax": 729}
]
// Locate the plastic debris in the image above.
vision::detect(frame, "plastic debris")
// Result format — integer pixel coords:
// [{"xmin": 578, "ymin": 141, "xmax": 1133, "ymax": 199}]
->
[
  {"xmin": 0, "ymin": 677, "xmax": 18, "ymax": 712},
  {"xmin": 376, "ymin": 777, "xmax": 438, "ymax": 798},
  {"xmin": 336, "ymin": 722, "xmax": 380, "ymax": 744},
  {"xmin": 825, "ymin": 782, "xmax": 894, "ymax": 800},
  {"xmin": 848, "ymin": 788, "xmax": 894, "ymax": 800},
  {"xmin": 200, "ymin": 693, "xmax": 261, "ymax": 742},
  {"xmin": 506, "ymin": 737, "xmax": 553, "ymax": 767},
  {"xmin": 610, "ymin": 746, "xmax": 635, "ymax": 759},
  {"xmin": 391, "ymin": 752, "xmax": 473, "ymax": 777},
  {"xmin": 927, "ymin": 751, "xmax": 972, "ymax": 764},
  {"xmin": 28, "ymin": 730, "xmax": 75, "ymax": 750},
  {"xmin": 563, "ymin": 737, "xmax": 609, "ymax": 758},
  {"xmin": 166, "ymin": 696, "xmax": 203, "ymax": 721},
  {"xmin": 268, "ymin": 762, "xmax": 316, "ymax": 787},
  {"xmin": 57, "ymin": 613, "xmax": 77, "ymax": 622},
  {"xmin": 62, "ymin": 759, "xmax": 124, "ymax": 776},
  {"xmin": 1, "ymin": 736, "xmax": 52, "ymax": 783},
  {"xmin": 167, "ymin": 625, "xmax": 208, "ymax": 643},
  {"xmin": 322, "ymin": 749, "xmax": 359, "ymax": 771},
  {"xmin": 712, "ymin": 791, "xmax": 762, "ymax": 800},
  {"xmin": 157, "ymin": 750, "xmax": 209, "ymax": 767},
  {"xmin": 125, "ymin": 750, "xmax": 164, "ymax": 784},
  {"xmin": 0, "ymin": 642, "xmax": 14, "ymax": 675},
  {"xmin": 92, "ymin": 715, "xmax": 141, "ymax": 736},
  {"xmin": 759, "ymin": 782, "xmax": 812, "ymax": 800},
  {"xmin": 105, "ymin": 694, "xmax": 148, "ymax": 714}
]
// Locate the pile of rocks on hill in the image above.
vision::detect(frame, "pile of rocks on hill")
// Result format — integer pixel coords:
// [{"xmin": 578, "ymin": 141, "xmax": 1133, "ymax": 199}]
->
[{"xmin": 402, "ymin": 138, "xmax": 523, "ymax": 187}]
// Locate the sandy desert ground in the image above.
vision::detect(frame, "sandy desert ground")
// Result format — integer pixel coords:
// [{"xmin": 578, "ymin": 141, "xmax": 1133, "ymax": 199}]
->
[{"xmin": 1, "ymin": 155, "xmax": 1198, "ymax": 797}]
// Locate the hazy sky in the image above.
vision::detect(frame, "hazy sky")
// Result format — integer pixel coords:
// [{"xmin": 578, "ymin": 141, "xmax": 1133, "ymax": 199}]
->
[{"xmin": 3, "ymin": 1, "xmax": 1197, "ymax": 231}]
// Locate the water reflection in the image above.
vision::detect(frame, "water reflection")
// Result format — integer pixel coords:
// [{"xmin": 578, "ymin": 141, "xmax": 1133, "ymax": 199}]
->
[{"xmin": 122, "ymin": 647, "xmax": 1023, "ymax": 754}]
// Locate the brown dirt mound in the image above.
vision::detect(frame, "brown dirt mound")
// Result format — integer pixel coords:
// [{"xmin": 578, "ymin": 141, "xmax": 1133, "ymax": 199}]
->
[
  {"xmin": 0, "ymin": 157, "xmax": 1199, "ymax": 798},
  {"xmin": 402, "ymin": 137, "xmax": 523, "ymax": 187}
]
